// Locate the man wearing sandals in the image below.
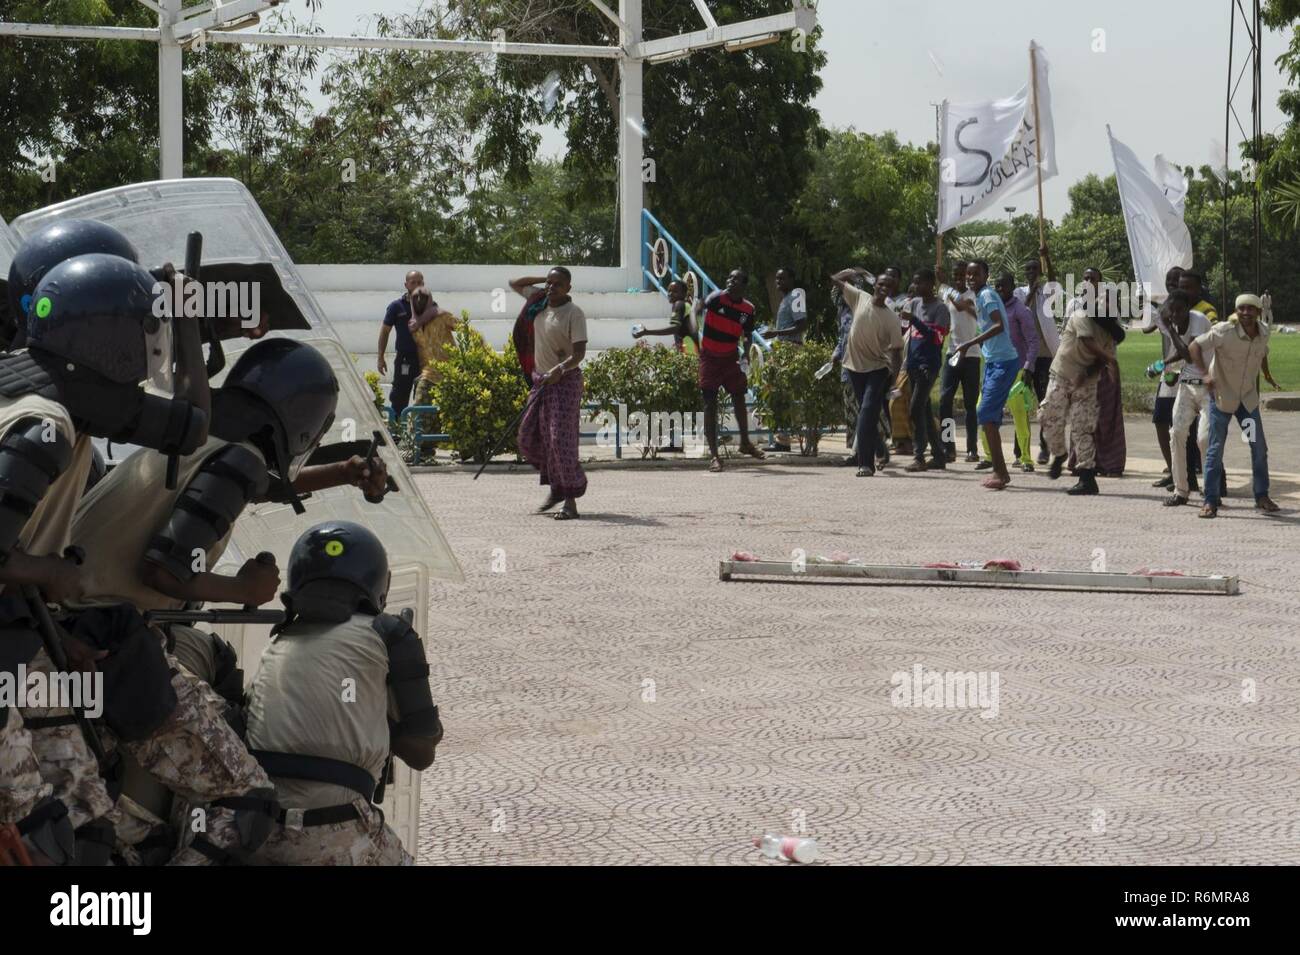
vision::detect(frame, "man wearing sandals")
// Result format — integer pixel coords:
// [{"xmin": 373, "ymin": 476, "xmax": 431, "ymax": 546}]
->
[
  {"xmin": 1189, "ymin": 294, "xmax": 1280, "ymax": 518},
  {"xmin": 695, "ymin": 269, "xmax": 767, "ymax": 473}
]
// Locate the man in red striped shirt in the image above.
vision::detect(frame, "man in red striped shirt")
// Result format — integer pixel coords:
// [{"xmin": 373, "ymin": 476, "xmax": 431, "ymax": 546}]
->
[{"xmin": 694, "ymin": 269, "xmax": 766, "ymax": 472}]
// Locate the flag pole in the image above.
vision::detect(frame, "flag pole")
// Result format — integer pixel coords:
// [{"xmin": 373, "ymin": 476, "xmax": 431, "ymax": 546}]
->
[
  {"xmin": 1030, "ymin": 41, "xmax": 1047, "ymax": 266},
  {"xmin": 934, "ymin": 102, "xmax": 944, "ymax": 273}
]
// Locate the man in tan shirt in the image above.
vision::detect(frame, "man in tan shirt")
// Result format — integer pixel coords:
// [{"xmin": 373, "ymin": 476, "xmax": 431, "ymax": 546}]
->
[
  {"xmin": 831, "ymin": 267, "xmax": 904, "ymax": 477},
  {"xmin": 1189, "ymin": 294, "xmax": 1279, "ymax": 517}
]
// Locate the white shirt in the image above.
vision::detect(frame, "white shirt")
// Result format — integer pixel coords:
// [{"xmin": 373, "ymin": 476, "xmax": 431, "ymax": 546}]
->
[
  {"xmin": 941, "ymin": 286, "xmax": 978, "ymax": 353},
  {"xmin": 1014, "ymin": 283, "xmax": 1061, "ymax": 357},
  {"xmin": 1157, "ymin": 309, "xmax": 1212, "ymax": 383}
]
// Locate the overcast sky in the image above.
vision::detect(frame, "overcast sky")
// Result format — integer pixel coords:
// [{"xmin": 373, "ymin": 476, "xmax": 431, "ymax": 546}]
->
[{"xmin": 306, "ymin": 0, "xmax": 1290, "ymax": 220}]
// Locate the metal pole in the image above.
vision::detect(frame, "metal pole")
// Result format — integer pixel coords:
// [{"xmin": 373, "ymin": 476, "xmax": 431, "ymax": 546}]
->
[
  {"xmin": 1222, "ymin": 1, "xmax": 1233, "ymax": 312},
  {"xmin": 620, "ymin": 0, "xmax": 645, "ymax": 291},
  {"xmin": 1253, "ymin": 0, "xmax": 1262, "ymax": 292},
  {"xmin": 158, "ymin": 0, "xmax": 184, "ymax": 179},
  {"xmin": 934, "ymin": 103, "xmax": 943, "ymax": 273}
]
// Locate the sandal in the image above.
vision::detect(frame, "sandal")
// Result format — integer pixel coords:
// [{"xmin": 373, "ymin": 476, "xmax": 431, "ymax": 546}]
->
[
  {"xmin": 708, "ymin": 456, "xmax": 724, "ymax": 473},
  {"xmin": 738, "ymin": 443, "xmax": 766, "ymax": 460},
  {"xmin": 981, "ymin": 475, "xmax": 1009, "ymax": 490},
  {"xmin": 1198, "ymin": 504, "xmax": 1218, "ymax": 519},
  {"xmin": 555, "ymin": 505, "xmax": 579, "ymax": 521},
  {"xmin": 855, "ymin": 466, "xmax": 875, "ymax": 477}
]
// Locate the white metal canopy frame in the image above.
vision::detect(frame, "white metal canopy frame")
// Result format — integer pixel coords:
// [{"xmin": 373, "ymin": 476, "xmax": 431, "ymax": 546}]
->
[{"xmin": 1, "ymin": 0, "xmax": 818, "ymax": 288}]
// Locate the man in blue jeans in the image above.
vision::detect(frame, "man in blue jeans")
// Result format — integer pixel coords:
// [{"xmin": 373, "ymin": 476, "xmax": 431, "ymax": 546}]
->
[
  {"xmin": 377, "ymin": 269, "xmax": 425, "ymax": 417},
  {"xmin": 1189, "ymin": 294, "xmax": 1280, "ymax": 518},
  {"xmin": 831, "ymin": 266, "xmax": 903, "ymax": 477},
  {"xmin": 952, "ymin": 260, "xmax": 1019, "ymax": 490}
]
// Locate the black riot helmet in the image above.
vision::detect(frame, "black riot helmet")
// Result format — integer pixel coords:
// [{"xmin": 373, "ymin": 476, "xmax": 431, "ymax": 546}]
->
[
  {"xmin": 7, "ymin": 219, "xmax": 139, "ymax": 345},
  {"xmin": 287, "ymin": 521, "xmax": 390, "ymax": 616},
  {"xmin": 25, "ymin": 252, "xmax": 163, "ymax": 384},
  {"xmin": 209, "ymin": 339, "xmax": 338, "ymax": 502}
]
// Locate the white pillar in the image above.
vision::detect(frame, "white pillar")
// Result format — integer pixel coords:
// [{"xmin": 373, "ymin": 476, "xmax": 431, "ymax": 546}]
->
[
  {"xmin": 158, "ymin": 0, "xmax": 184, "ymax": 179},
  {"xmin": 619, "ymin": 0, "xmax": 643, "ymax": 290}
]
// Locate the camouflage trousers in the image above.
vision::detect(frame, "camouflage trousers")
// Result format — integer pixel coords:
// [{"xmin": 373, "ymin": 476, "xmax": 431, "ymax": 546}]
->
[
  {"xmin": 18, "ymin": 648, "xmax": 116, "ymax": 830},
  {"xmin": 252, "ymin": 798, "xmax": 412, "ymax": 866},
  {"xmin": 1039, "ymin": 373, "xmax": 1100, "ymax": 470},
  {"xmin": 117, "ymin": 653, "xmax": 272, "ymax": 866},
  {"xmin": 0, "ymin": 707, "xmax": 53, "ymax": 824}
]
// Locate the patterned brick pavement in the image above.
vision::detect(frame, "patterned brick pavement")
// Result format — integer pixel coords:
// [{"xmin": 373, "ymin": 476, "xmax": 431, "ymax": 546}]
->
[{"xmin": 414, "ymin": 420, "xmax": 1300, "ymax": 865}]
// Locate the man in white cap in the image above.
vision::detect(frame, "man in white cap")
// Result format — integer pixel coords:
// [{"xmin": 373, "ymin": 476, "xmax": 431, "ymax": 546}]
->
[{"xmin": 1189, "ymin": 293, "xmax": 1281, "ymax": 518}]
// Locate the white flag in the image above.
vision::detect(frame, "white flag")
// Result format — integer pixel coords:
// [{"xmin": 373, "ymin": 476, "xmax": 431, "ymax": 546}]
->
[
  {"xmin": 1108, "ymin": 126, "xmax": 1193, "ymax": 300},
  {"xmin": 937, "ymin": 41, "xmax": 1056, "ymax": 233},
  {"xmin": 1152, "ymin": 154, "xmax": 1188, "ymax": 216}
]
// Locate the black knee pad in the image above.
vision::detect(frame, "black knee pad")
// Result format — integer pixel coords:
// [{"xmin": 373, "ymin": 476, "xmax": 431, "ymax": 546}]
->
[
  {"xmin": 17, "ymin": 796, "xmax": 76, "ymax": 865},
  {"xmin": 73, "ymin": 818, "xmax": 116, "ymax": 866},
  {"xmin": 213, "ymin": 787, "xmax": 279, "ymax": 855}
]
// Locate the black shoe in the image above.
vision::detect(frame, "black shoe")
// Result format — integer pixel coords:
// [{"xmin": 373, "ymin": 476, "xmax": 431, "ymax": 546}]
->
[
  {"xmin": 974, "ymin": 460, "xmax": 994, "ymax": 471},
  {"xmin": 1036, "ymin": 450, "xmax": 1049, "ymax": 465},
  {"xmin": 964, "ymin": 452, "xmax": 980, "ymax": 463},
  {"xmin": 905, "ymin": 458, "xmax": 928, "ymax": 473},
  {"xmin": 1047, "ymin": 455, "xmax": 1067, "ymax": 480},
  {"xmin": 856, "ymin": 466, "xmax": 875, "ymax": 477},
  {"xmin": 839, "ymin": 455, "xmax": 857, "ymax": 466},
  {"xmin": 946, "ymin": 447, "xmax": 957, "ymax": 463},
  {"xmin": 927, "ymin": 459, "xmax": 947, "ymax": 471},
  {"xmin": 1152, "ymin": 476, "xmax": 1174, "ymax": 489},
  {"xmin": 1067, "ymin": 469, "xmax": 1100, "ymax": 495},
  {"xmin": 1188, "ymin": 477, "xmax": 1200, "ymax": 494},
  {"xmin": 1163, "ymin": 494, "xmax": 1188, "ymax": 507}
]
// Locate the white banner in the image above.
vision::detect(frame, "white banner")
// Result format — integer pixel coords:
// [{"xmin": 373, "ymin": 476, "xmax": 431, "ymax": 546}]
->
[
  {"xmin": 1108, "ymin": 126, "xmax": 1193, "ymax": 300},
  {"xmin": 1152, "ymin": 153, "xmax": 1188, "ymax": 216},
  {"xmin": 937, "ymin": 41, "xmax": 1057, "ymax": 233}
]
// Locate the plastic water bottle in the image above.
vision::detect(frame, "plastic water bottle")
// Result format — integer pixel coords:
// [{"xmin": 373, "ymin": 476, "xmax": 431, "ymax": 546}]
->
[
  {"xmin": 631, "ymin": 323, "xmax": 645, "ymax": 337},
  {"xmin": 753, "ymin": 833, "xmax": 818, "ymax": 863},
  {"xmin": 814, "ymin": 360, "xmax": 835, "ymax": 380}
]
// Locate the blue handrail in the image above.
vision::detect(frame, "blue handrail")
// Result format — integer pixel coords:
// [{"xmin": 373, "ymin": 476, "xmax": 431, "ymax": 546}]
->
[{"xmin": 641, "ymin": 208, "xmax": 719, "ymax": 300}]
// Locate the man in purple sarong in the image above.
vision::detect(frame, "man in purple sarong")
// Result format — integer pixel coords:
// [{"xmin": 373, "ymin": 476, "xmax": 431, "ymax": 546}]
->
[{"xmin": 516, "ymin": 267, "xmax": 588, "ymax": 521}]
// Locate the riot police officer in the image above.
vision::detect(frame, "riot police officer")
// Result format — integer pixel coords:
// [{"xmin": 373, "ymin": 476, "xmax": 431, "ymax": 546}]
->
[
  {"xmin": 245, "ymin": 521, "xmax": 442, "ymax": 865},
  {"xmin": 67, "ymin": 337, "xmax": 387, "ymax": 864},
  {"xmin": 0, "ymin": 247, "xmax": 208, "ymax": 865}
]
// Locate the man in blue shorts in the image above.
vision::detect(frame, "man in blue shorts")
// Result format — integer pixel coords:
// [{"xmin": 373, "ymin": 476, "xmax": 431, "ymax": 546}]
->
[{"xmin": 952, "ymin": 260, "xmax": 1019, "ymax": 490}]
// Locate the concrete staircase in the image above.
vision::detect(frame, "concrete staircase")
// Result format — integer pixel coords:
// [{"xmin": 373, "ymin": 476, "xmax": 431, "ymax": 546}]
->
[{"xmin": 300, "ymin": 264, "xmax": 668, "ymax": 376}]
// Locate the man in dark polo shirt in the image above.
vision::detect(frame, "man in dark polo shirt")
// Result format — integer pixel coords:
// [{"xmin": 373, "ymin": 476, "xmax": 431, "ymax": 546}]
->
[
  {"xmin": 377, "ymin": 269, "xmax": 424, "ymax": 417},
  {"xmin": 694, "ymin": 269, "xmax": 766, "ymax": 472}
]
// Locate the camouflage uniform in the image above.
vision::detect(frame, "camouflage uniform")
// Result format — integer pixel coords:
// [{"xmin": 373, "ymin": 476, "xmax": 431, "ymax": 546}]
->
[
  {"xmin": 252, "ymin": 798, "xmax": 411, "ymax": 866},
  {"xmin": 0, "ymin": 708, "xmax": 51, "ymax": 824},
  {"xmin": 18, "ymin": 648, "xmax": 116, "ymax": 830},
  {"xmin": 1039, "ymin": 374, "xmax": 1100, "ymax": 469},
  {"xmin": 113, "ymin": 651, "xmax": 273, "ymax": 866}
]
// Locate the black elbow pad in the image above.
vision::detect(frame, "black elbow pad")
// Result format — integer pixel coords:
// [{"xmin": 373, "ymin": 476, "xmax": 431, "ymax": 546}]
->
[
  {"xmin": 0, "ymin": 417, "xmax": 72, "ymax": 563},
  {"xmin": 144, "ymin": 444, "xmax": 268, "ymax": 581},
  {"xmin": 119, "ymin": 394, "xmax": 208, "ymax": 457},
  {"xmin": 372, "ymin": 612, "xmax": 439, "ymax": 737}
]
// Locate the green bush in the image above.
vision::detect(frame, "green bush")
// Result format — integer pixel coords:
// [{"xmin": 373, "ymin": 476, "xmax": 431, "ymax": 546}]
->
[
  {"xmin": 582, "ymin": 342, "xmax": 701, "ymax": 457},
  {"xmin": 363, "ymin": 370, "xmax": 386, "ymax": 417},
  {"xmin": 429, "ymin": 320, "xmax": 529, "ymax": 464},
  {"xmin": 756, "ymin": 341, "xmax": 841, "ymax": 455}
]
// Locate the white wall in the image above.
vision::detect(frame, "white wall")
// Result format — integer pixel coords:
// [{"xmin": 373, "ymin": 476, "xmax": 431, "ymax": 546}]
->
[{"xmin": 301, "ymin": 264, "xmax": 669, "ymax": 375}]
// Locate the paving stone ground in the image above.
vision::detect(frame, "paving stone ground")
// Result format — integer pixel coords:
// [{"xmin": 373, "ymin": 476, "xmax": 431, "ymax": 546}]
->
[{"xmin": 414, "ymin": 415, "xmax": 1300, "ymax": 865}]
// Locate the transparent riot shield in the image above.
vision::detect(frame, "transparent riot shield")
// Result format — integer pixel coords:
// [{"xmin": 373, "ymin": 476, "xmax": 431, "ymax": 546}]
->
[{"xmin": 15, "ymin": 180, "xmax": 460, "ymax": 859}]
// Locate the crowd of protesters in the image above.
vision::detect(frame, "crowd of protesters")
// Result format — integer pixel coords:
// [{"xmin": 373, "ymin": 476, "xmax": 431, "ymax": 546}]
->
[{"xmin": 377, "ymin": 254, "xmax": 1283, "ymax": 522}]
